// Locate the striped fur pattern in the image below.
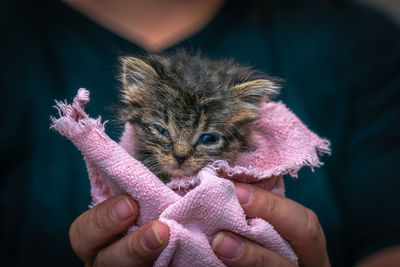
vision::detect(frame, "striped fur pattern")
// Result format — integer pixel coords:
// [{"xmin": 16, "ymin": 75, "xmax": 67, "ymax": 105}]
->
[{"xmin": 119, "ymin": 51, "xmax": 279, "ymax": 182}]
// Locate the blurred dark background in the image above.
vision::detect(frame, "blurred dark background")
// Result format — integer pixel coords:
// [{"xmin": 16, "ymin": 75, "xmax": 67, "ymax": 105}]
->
[{"xmin": 1, "ymin": 0, "xmax": 399, "ymax": 266}]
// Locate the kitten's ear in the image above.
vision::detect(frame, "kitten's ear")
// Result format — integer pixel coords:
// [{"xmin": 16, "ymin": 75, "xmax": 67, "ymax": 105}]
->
[
  {"xmin": 232, "ymin": 79, "xmax": 279, "ymax": 108},
  {"xmin": 121, "ymin": 57, "xmax": 157, "ymax": 88},
  {"xmin": 227, "ymin": 79, "xmax": 279, "ymax": 126}
]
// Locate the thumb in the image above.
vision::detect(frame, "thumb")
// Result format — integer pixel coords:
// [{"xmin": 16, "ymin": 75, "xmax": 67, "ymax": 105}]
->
[{"xmin": 93, "ymin": 220, "xmax": 170, "ymax": 267}]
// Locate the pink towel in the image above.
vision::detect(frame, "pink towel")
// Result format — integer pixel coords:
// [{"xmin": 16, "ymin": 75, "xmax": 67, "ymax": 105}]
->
[{"xmin": 51, "ymin": 89, "xmax": 330, "ymax": 266}]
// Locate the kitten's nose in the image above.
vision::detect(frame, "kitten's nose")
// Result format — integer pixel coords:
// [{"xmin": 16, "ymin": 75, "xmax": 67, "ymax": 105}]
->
[{"xmin": 173, "ymin": 153, "xmax": 189, "ymax": 165}]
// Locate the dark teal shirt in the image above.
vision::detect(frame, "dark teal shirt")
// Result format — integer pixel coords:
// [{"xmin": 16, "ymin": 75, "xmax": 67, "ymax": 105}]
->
[{"xmin": 2, "ymin": 0, "xmax": 400, "ymax": 266}]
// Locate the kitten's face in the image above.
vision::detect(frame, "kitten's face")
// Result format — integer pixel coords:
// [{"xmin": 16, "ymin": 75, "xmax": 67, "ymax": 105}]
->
[
  {"xmin": 119, "ymin": 52, "xmax": 278, "ymax": 181},
  {"xmin": 133, "ymin": 101, "xmax": 237, "ymax": 178}
]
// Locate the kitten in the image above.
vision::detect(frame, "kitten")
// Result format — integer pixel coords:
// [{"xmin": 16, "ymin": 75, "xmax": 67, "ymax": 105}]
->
[{"xmin": 119, "ymin": 51, "xmax": 278, "ymax": 182}]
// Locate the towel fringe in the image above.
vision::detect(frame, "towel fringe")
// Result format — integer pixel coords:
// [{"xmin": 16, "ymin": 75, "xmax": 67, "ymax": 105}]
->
[
  {"xmin": 210, "ymin": 139, "xmax": 330, "ymax": 181},
  {"xmin": 167, "ymin": 176, "xmax": 201, "ymax": 194},
  {"xmin": 50, "ymin": 88, "xmax": 108, "ymax": 139}
]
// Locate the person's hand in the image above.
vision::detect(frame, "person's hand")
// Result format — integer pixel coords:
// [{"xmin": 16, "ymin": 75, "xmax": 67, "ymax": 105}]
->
[
  {"xmin": 211, "ymin": 182, "xmax": 330, "ymax": 267},
  {"xmin": 69, "ymin": 194, "xmax": 170, "ymax": 267}
]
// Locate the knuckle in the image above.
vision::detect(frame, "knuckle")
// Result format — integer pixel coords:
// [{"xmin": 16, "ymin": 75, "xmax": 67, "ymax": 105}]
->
[
  {"xmin": 247, "ymin": 247, "xmax": 280, "ymax": 267},
  {"xmin": 303, "ymin": 209, "xmax": 324, "ymax": 243},
  {"xmin": 125, "ymin": 233, "xmax": 149, "ymax": 265},
  {"xmin": 262, "ymin": 193, "xmax": 281, "ymax": 218},
  {"xmin": 126, "ymin": 234, "xmax": 139, "ymax": 257},
  {"xmin": 69, "ymin": 221, "xmax": 80, "ymax": 252},
  {"xmin": 253, "ymin": 252, "xmax": 270, "ymax": 267},
  {"xmin": 243, "ymin": 240, "xmax": 273, "ymax": 267},
  {"xmin": 90, "ymin": 205, "xmax": 113, "ymax": 233},
  {"xmin": 69, "ymin": 219, "xmax": 88, "ymax": 258},
  {"xmin": 92, "ymin": 250, "xmax": 106, "ymax": 267},
  {"xmin": 252, "ymin": 251, "xmax": 292, "ymax": 267}
]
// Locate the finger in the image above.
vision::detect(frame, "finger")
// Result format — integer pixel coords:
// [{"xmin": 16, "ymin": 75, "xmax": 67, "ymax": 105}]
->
[
  {"xmin": 211, "ymin": 231, "xmax": 297, "ymax": 267},
  {"xmin": 94, "ymin": 220, "xmax": 170, "ymax": 267},
  {"xmin": 235, "ymin": 183, "xmax": 330, "ymax": 267},
  {"xmin": 69, "ymin": 194, "xmax": 139, "ymax": 265}
]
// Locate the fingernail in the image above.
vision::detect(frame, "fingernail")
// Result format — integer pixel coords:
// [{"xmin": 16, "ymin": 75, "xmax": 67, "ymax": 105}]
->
[
  {"xmin": 111, "ymin": 198, "xmax": 135, "ymax": 221},
  {"xmin": 142, "ymin": 224, "xmax": 164, "ymax": 251},
  {"xmin": 212, "ymin": 233, "xmax": 243, "ymax": 259},
  {"xmin": 235, "ymin": 184, "xmax": 252, "ymax": 205}
]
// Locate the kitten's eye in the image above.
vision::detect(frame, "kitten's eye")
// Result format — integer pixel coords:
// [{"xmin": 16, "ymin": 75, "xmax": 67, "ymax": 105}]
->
[
  {"xmin": 154, "ymin": 125, "xmax": 170, "ymax": 138},
  {"xmin": 199, "ymin": 134, "xmax": 220, "ymax": 145}
]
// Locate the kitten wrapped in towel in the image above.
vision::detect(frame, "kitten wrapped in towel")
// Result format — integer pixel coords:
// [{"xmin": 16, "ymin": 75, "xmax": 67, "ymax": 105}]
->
[
  {"xmin": 51, "ymin": 51, "xmax": 330, "ymax": 266},
  {"xmin": 119, "ymin": 51, "xmax": 279, "ymax": 183}
]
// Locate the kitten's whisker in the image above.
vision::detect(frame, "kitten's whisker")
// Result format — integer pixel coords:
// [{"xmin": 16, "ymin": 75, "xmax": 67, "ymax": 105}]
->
[
  {"xmin": 222, "ymin": 127, "xmax": 240, "ymax": 142},
  {"xmin": 230, "ymin": 125, "xmax": 247, "ymax": 137}
]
